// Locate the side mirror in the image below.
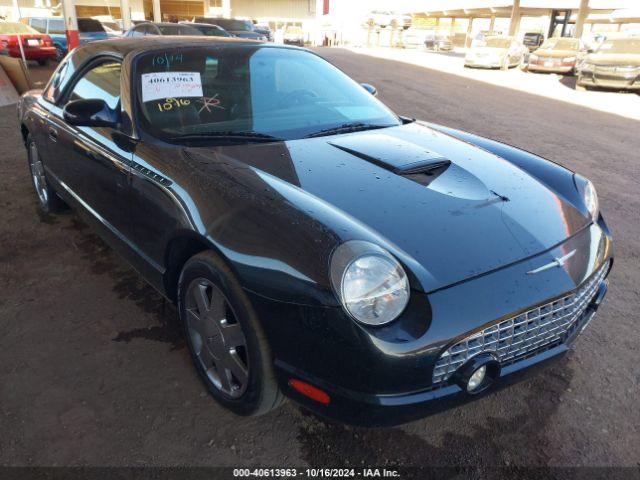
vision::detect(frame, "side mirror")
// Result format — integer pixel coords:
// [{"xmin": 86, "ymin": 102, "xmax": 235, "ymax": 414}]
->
[
  {"xmin": 361, "ymin": 83, "xmax": 378, "ymax": 96},
  {"xmin": 63, "ymin": 98, "xmax": 120, "ymax": 128}
]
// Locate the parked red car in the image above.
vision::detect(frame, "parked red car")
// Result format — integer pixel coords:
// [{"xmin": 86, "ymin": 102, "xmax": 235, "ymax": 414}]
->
[{"xmin": 0, "ymin": 21, "xmax": 56, "ymax": 65}]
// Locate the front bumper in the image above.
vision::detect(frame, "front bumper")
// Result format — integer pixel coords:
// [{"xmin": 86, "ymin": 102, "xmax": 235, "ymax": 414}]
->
[
  {"xmin": 578, "ymin": 70, "xmax": 640, "ymax": 90},
  {"xmin": 253, "ymin": 222, "xmax": 613, "ymax": 426},
  {"xmin": 528, "ymin": 62, "xmax": 574, "ymax": 73},
  {"xmin": 465, "ymin": 58, "xmax": 502, "ymax": 68}
]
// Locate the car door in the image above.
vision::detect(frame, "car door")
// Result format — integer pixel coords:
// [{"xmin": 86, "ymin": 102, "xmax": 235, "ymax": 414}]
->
[{"xmin": 48, "ymin": 58, "xmax": 134, "ymax": 243}]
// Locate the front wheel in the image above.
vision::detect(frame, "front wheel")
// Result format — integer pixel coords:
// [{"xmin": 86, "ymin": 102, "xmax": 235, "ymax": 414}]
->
[
  {"xmin": 26, "ymin": 134, "xmax": 65, "ymax": 214},
  {"xmin": 178, "ymin": 251, "xmax": 284, "ymax": 416}
]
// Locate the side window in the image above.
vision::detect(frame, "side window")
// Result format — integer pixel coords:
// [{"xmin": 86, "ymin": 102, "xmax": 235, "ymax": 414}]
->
[
  {"xmin": 43, "ymin": 59, "xmax": 71, "ymax": 103},
  {"xmin": 49, "ymin": 19, "xmax": 65, "ymax": 35},
  {"xmin": 68, "ymin": 61, "xmax": 122, "ymax": 111},
  {"xmin": 31, "ymin": 18, "xmax": 47, "ymax": 33}
]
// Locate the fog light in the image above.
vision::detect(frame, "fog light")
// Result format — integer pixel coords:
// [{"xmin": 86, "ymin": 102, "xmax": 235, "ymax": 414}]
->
[
  {"xmin": 453, "ymin": 353, "xmax": 500, "ymax": 395},
  {"xmin": 467, "ymin": 365, "xmax": 486, "ymax": 392}
]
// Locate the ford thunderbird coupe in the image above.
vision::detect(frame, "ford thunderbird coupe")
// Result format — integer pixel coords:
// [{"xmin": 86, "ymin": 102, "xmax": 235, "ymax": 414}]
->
[{"xmin": 18, "ymin": 37, "xmax": 613, "ymax": 426}]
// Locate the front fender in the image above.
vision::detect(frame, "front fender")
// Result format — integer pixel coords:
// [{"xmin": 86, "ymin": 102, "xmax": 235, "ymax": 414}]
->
[{"xmin": 171, "ymin": 148, "xmax": 431, "ymax": 308}]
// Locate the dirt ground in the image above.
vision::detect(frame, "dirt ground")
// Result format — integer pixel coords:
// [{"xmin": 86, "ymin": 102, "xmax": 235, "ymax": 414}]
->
[{"xmin": 0, "ymin": 52, "xmax": 639, "ymax": 471}]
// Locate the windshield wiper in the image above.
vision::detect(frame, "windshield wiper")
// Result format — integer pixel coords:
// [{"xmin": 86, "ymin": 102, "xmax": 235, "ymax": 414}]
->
[
  {"xmin": 304, "ymin": 122, "xmax": 394, "ymax": 139},
  {"xmin": 169, "ymin": 131, "xmax": 285, "ymax": 143}
]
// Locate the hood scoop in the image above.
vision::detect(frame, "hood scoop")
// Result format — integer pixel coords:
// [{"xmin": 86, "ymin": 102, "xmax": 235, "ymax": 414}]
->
[
  {"xmin": 329, "ymin": 133, "xmax": 451, "ymax": 176},
  {"xmin": 329, "ymin": 132, "xmax": 491, "ymax": 200}
]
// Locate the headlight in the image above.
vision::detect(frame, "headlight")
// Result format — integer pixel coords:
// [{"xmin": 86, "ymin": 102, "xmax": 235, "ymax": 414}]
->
[
  {"xmin": 330, "ymin": 241, "xmax": 410, "ymax": 326},
  {"xmin": 574, "ymin": 174, "xmax": 599, "ymax": 221}
]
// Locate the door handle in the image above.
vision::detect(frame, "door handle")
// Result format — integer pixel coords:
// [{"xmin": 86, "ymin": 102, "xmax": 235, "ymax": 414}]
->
[{"xmin": 48, "ymin": 127, "xmax": 58, "ymax": 142}]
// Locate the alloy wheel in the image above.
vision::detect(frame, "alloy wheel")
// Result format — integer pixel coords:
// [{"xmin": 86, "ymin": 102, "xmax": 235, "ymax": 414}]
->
[
  {"xmin": 185, "ymin": 278, "xmax": 249, "ymax": 398},
  {"xmin": 28, "ymin": 141, "xmax": 48, "ymax": 206}
]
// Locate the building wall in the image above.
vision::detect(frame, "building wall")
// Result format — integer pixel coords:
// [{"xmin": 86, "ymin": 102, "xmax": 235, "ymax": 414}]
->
[{"xmin": 230, "ymin": 0, "xmax": 316, "ymax": 20}]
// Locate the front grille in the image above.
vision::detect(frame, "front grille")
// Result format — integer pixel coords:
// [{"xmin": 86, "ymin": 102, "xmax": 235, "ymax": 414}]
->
[
  {"xmin": 595, "ymin": 65, "xmax": 639, "ymax": 74},
  {"xmin": 432, "ymin": 263, "xmax": 608, "ymax": 385}
]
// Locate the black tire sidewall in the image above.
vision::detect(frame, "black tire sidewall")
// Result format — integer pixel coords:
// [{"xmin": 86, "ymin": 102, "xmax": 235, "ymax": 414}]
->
[{"xmin": 178, "ymin": 253, "xmax": 272, "ymax": 416}]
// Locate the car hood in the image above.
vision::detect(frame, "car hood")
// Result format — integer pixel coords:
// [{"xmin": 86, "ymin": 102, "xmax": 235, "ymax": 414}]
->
[
  {"xmin": 532, "ymin": 49, "xmax": 578, "ymax": 58},
  {"xmin": 584, "ymin": 53, "xmax": 640, "ymax": 66},
  {"xmin": 468, "ymin": 47, "xmax": 507, "ymax": 56},
  {"xmin": 186, "ymin": 123, "xmax": 588, "ymax": 292}
]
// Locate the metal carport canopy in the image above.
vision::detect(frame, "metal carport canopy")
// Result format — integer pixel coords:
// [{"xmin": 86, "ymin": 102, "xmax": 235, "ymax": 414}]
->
[{"xmin": 412, "ymin": 0, "xmax": 638, "ymax": 17}]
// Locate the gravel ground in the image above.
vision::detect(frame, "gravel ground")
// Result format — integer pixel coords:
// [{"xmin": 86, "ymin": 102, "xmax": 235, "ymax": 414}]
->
[
  {"xmin": 347, "ymin": 46, "xmax": 640, "ymax": 122},
  {"xmin": 0, "ymin": 53, "xmax": 639, "ymax": 471}
]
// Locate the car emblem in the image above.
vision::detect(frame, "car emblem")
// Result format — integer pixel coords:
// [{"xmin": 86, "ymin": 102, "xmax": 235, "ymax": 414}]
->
[{"xmin": 526, "ymin": 250, "xmax": 576, "ymax": 275}]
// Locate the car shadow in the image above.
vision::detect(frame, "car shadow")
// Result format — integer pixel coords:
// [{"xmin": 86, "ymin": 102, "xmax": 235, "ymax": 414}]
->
[
  {"xmin": 60, "ymin": 215, "xmax": 185, "ymax": 350},
  {"xmin": 559, "ymin": 75, "xmax": 577, "ymax": 89},
  {"xmin": 296, "ymin": 356, "xmax": 575, "ymax": 474}
]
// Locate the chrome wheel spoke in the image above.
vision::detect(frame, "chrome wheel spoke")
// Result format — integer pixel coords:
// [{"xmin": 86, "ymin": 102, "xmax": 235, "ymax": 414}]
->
[
  {"xmin": 29, "ymin": 142, "xmax": 48, "ymax": 205},
  {"xmin": 199, "ymin": 343, "xmax": 216, "ymax": 369},
  {"xmin": 225, "ymin": 348, "xmax": 249, "ymax": 387},
  {"xmin": 218, "ymin": 364, "xmax": 233, "ymax": 392},
  {"xmin": 221, "ymin": 323, "xmax": 245, "ymax": 349},
  {"xmin": 193, "ymin": 283, "xmax": 211, "ymax": 316}
]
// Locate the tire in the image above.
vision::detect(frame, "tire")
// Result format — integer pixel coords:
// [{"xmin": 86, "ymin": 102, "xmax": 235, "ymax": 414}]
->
[
  {"xmin": 178, "ymin": 250, "xmax": 284, "ymax": 416},
  {"xmin": 26, "ymin": 134, "xmax": 66, "ymax": 214},
  {"xmin": 54, "ymin": 45, "xmax": 65, "ymax": 62}
]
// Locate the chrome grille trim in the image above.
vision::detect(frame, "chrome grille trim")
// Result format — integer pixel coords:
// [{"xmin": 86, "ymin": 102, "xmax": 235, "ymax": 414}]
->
[{"xmin": 432, "ymin": 264, "xmax": 608, "ymax": 385}]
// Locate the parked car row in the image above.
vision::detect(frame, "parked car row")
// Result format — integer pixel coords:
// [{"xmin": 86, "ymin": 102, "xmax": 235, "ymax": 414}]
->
[
  {"xmin": 122, "ymin": 20, "xmax": 309, "ymax": 45},
  {"xmin": 462, "ymin": 33, "xmax": 640, "ymax": 92},
  {"xmin": 5, "ymin": 16, "xmax": 298, "ymax": 64}
]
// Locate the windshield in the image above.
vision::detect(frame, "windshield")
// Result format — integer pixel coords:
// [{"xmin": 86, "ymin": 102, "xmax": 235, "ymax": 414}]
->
[
  {"xmin": 540, "ymin": 38, "xmax": 579, "ymax": 50},
  {"xmin": 484, "ymin": 37, "xmax": 511, "ymax": 48},
  {"xmin": 285, "ymin": 26, "xmax": 303, "ymax": 34},
  {"xmin": 597, "ymin": 38, "xmax": 640, "ymax": 54},
  {"xmin": 0, "ymin": 22, "xmax": 39, "ymax": 34},
  {"xmin": 78, "ymin": 18, "xmax": 105, "ymax": 33},
  {"xmin": 136, "ymin": 46, "xmax": 399, "ymax": 142}
]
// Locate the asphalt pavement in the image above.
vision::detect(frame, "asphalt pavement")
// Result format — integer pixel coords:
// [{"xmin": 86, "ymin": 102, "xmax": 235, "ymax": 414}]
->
[{"xmin": 0, "ymin": 52, "xmax": 638, "ymax": 471}]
